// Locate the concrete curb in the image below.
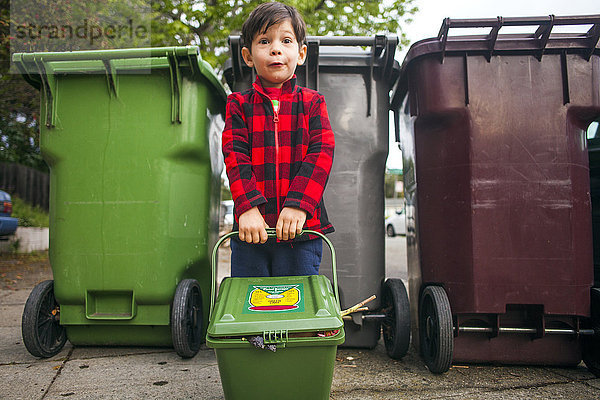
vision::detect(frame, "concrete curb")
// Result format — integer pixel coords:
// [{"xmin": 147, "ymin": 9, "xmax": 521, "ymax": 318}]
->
[{"xmin": 0, "ymin": 227, "xmax": 49, "ymax": 253}]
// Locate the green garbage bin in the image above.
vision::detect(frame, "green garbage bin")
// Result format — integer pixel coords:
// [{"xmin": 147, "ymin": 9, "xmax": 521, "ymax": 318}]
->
[
  {"xmin": 14, "ymin": 47, "xmax": 226, "ymax": 358},
  {"xmin": 207, "ymin": 230, "xmax": 345, "ymax": 400}
]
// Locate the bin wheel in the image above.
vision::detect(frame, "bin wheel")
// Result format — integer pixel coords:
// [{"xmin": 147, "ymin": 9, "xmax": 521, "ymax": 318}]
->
[
  {"xmin": 419, "ymin": 285, "xmax": 453, "ymax": 374},
  {"xmin": 171, "ymin": 279, "xmax": 203, "ymax": 358},
  {"xmin": 583, "ymin": 326, "xmax": 600, "ymax": 377},
  {"xmin": 386, "ymin": 225, "xmax": 395, "ymax": 237},
  {"xmin": 21, "ymin": 280, "xmax": 67, "ymax": 358},
  {"xmin": 381, "ymin": 279, "xmax": 411, "ymax": 359},
  {"xmin": 583, "ymin": 288, "xmax": 600, "ymax": 377}
]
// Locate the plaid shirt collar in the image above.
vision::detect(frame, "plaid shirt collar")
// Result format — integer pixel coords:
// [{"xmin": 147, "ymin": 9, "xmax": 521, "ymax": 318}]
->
[{"xmin": 251, "ymin": 75, "xmax": 298, "ymax": 99}]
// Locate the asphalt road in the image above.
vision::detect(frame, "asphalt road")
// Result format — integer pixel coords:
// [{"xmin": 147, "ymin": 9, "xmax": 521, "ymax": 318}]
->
[
  {"xmin": 385, "ymin": 235, "xmax": 408, "ymax": 282},
  {"xmin": 1, "ymin": 238, "xmax": 599, "ymax": 399}
]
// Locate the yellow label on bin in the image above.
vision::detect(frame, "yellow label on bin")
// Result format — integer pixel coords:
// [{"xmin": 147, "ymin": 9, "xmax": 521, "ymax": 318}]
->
[{"xmin": 243, "ymin": 284, "xmax": 304, "ymax": 313}]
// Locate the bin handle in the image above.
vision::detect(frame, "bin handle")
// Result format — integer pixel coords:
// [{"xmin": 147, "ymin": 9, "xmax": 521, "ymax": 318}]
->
[
  {"xmin": 209, "ymin": 229, "xmax": 339, "ymax": 320},
  {"xmin": 13, "ymin": 46, "xmax": 200, "ymax": 63},
  {"xmin": 437, "ymin": 15, "xmax": 600, "ymax": 62}
]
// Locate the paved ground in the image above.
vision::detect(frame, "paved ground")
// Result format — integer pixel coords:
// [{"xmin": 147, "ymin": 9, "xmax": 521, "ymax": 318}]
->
[{"xmin": 1, "ymin": 237, "xmax": 599, "ymax": 399}]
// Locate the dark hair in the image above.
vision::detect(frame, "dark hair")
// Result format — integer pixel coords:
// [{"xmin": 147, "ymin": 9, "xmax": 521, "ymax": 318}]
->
[{"xmin": 241, "ymin": 2, "xmax": 307, "ymax": 50}]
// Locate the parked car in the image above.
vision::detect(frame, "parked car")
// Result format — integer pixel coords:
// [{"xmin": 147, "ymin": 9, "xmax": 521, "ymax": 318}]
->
[
  {"xmin": 0, "ymin": 190, "xmax": 18, "ymax": 240},
  {"xmin": 385, "ymin": 208, "xmax": 406, "ymax": 237}
]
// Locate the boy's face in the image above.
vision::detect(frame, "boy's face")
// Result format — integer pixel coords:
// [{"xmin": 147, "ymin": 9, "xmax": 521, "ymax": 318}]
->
[{"xmin": 241, "ymin": 20, "xmax": 307, "ymax": 88}]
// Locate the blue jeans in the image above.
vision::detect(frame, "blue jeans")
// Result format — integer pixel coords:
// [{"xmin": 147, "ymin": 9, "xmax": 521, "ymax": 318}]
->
[{"xmin": 230, "ymin": 238, "xmax": 323, "ymax": 277}]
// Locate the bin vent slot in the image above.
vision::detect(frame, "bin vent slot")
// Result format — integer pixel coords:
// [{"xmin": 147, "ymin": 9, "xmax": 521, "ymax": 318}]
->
[
  {"xmin": 462, "ymin": 53, "xmax": 469, "ymax": 105},
  {"xmin": 585, "ymin": 23, "xmax": 600, "ymax": 61},
  {"xmin": 306, "ymin": 40, "xmax": 319, "ymax": 91},
  {"xmin": 102, "ymin": 60, "xmax": 118, "ymax": 98},
  {"xmin": 167, "ymin": 53, "xmax": 183, "ymax": 124},
  {"xmin": 560, "ymin": 51, "xmax": 570, "ymax": 105},
  {"xmin": 33, "ymin": 60, "xmax": 57, "ymax": 128},
  {"xmin": 86, "ymin": 291, "xmax": 136, "ymax": 320}
]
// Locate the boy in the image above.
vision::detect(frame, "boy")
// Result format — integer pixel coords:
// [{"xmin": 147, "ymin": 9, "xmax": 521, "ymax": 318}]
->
[{"xmin": 222, "ymin": 1, "xmax": 335, "ymax": 277}]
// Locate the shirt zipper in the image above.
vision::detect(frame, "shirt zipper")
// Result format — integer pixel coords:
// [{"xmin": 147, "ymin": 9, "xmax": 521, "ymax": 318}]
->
[{"xmin": 257, "ymin": 84, "xmax": 282, "ymax": 220}]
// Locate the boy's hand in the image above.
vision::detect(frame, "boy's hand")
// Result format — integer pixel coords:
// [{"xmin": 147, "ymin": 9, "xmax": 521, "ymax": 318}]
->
[
  {"xmin": 238, "ymin": 207, "xmax": 269, "ymax": 244},
  {"xmin": 276, "ymin": 207, "xmax": 307, "ymax": 241}
]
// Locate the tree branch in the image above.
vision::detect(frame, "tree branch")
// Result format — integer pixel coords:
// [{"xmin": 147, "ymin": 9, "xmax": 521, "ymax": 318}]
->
[{"xmin": 314, "ymin": 0, "xmax": 327, "ymax": 12}]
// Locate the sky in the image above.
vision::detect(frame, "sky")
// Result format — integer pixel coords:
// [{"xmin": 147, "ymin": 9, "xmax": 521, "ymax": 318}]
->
[{"xmin": 386, "ymin": 0, "xmax": 599, "ymax": 170}]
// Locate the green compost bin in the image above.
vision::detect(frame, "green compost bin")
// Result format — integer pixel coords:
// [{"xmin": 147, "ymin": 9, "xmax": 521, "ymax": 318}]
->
[
  {"xmin": 207, "ymin": 231, "xmax": 345, "ymax": 400},
  {"xmin": 14, "ymin": 47, "xmax": 226, "ymax": 355}
]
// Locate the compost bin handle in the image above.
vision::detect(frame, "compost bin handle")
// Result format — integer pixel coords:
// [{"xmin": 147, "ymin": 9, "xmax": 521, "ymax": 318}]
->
[{"xmin": 209, "ymin": 229, "xmax": 340, "ymax": 320}]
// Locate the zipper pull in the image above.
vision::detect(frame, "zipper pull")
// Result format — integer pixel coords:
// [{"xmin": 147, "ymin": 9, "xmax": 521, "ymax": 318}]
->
[{"xmin": 273, "ymin": 112, "xmax": 279, "ymax": 123}]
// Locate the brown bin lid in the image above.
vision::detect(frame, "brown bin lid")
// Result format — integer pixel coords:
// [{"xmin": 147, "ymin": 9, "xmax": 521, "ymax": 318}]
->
[{"xmin": 391, "ymin": 14, "xmax": 600, "ymax": 111}]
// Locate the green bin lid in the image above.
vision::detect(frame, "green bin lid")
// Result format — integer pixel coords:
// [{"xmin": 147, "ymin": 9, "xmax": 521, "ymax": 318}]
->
[
  {"xmin": 12, "ymin": 46, "xmax": 226, "ymax": 102},
  {"xmin": 208, "ymin": 275, "xmax": 343, "ymax": 337}
]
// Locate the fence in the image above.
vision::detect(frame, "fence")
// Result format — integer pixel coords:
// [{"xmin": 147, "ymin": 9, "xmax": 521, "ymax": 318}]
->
[{"xmin": 0, "ymin": 162, "xmax": 49, "ymax": 210}]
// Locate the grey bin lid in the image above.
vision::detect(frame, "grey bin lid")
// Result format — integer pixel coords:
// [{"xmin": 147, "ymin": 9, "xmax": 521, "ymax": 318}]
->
[{"xmin": 225, "ymin": 35, "xmax": 401, "ymax": 94}]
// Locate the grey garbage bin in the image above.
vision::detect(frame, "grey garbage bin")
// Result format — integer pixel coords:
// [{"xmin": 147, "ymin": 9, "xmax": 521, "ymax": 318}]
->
[{"xmin": 225, "ymin": 35, "xmax": 410, "ymax": 353}]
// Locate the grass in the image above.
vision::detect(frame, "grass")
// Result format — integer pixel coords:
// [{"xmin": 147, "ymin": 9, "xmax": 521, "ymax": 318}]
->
[{"xmin": 11, "ymin": 196, "xmax": 49, "ymax": 228}]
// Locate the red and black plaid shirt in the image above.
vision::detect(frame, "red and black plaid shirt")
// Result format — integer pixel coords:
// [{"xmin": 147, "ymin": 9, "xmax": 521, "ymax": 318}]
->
[{"xmin": 223, "ymin": 75, "xmax": 335, "ymax": 236}]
